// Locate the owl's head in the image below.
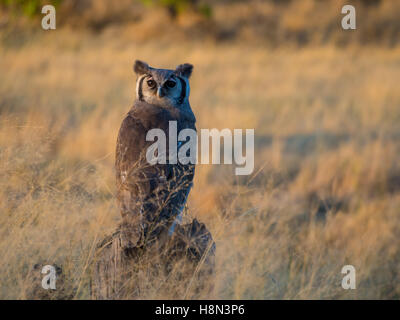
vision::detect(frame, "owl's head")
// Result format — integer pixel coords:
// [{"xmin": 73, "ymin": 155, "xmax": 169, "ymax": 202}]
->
[{"xmin": 133, "ymin": 60, "xmax": 193, "ymax": 107}]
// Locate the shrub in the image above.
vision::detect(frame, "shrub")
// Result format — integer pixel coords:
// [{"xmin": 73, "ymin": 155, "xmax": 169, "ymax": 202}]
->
[
  {"xmin": 0, "ymin": 0, "xmax": 62, "ymax": 18},
  {"xmin": 139, "ymin": 0, "xmax": 212, "ymax": 18}
]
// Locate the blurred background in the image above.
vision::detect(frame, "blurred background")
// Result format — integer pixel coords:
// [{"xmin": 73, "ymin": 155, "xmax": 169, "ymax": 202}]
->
[{"xmin": 0, "ymin": 0, "xmax": 400, "ymax": 299}]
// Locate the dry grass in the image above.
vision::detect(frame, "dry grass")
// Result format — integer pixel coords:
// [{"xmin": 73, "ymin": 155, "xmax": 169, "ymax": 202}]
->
[
  {"xmin": 1, "ymin": 22, "xmax": 400, "ymax": 299},
  {"xmin": 2, "ymin": 0, "xmax": 400, "ymax": 46}
]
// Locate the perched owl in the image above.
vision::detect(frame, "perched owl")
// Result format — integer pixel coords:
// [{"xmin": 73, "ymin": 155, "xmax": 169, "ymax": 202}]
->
[{"xmin": 115, "ymin": 60, "xmax": 196, "ymax": 249}]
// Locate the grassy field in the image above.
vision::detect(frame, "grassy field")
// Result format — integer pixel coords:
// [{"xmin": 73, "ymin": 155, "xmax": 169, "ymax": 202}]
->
[{"xmin": 1, "ymin": 22, "xmax": 400, "ymax": 299}]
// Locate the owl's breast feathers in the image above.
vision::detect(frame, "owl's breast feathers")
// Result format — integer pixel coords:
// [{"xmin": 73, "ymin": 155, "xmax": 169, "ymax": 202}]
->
[{"xmin": 115, "ymin": 101, "xmax": 196, "ymax": 229}]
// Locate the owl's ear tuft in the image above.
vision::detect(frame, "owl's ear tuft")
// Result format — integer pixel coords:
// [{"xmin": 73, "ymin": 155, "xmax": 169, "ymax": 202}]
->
[
  {"xmin": 134, "ymin": 60, "xmax": 150, "ymax": 75},
  {"xmin": 175, "ymin": 63, "xmax": 193, "ymax": 78}
]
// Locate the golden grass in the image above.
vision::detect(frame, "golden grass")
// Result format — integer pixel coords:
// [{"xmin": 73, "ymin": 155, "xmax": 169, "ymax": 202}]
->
[{"xmin": 0, "ymin": 26, "xmax": 400, "ymax": 299}]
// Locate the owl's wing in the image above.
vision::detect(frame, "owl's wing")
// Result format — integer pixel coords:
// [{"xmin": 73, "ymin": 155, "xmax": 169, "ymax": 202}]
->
[
  {"xmin": 116, "ymin": 110, "xmax": 196, "ymax": 243},
  {"xmin": 116, "ymin": 114, "xmax": 160, "ymax": 222},
  {"xmin": 115, "ymin": 113, "xmax": 144, "ymax": 195}
]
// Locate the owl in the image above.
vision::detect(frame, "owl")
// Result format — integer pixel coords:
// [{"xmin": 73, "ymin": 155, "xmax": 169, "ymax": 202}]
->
[{"xmin": 115, "ymin": 60, "xmax": 196, "ymax": 249}]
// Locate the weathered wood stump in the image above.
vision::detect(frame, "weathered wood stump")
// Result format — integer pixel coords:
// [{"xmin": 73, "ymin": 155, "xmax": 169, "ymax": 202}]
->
[{"xmin": 91, "ymin": 219, "xmax": 215, "ymax": 299}]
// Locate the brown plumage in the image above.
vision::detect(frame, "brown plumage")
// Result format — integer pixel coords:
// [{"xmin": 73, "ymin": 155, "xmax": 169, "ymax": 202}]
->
[{"xmin": 115, "ymin": 61, "xmax": 196, "ymax": 248}]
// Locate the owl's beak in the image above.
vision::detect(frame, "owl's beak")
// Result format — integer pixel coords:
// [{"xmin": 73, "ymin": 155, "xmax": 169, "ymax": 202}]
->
[{"xmin": 157, "ymin": 87, "xmax": 166, "ymax": 98}]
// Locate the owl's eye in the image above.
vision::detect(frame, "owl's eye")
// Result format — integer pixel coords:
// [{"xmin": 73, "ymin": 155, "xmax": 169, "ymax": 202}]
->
[
  {"xmin": 165, "ymin": 80, "xmax": 176, "ymax": 88},
  {"xmin": 147, "ymin": 79, "xmax": 156, "ymax": 88}
]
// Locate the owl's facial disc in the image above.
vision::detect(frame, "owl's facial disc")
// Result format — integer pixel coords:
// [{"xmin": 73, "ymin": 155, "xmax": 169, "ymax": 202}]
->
[
  {"xmin": 136, "ymin": 64, "xmax": 190, "ymax": 107},
  {"xmin": 143, "ymin": 74, "xmax": 181, "ymax": 103}
]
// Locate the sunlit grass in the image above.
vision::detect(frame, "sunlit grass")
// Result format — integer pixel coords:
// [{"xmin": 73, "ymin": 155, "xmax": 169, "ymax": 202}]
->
[{"xmin": 0, "ymin": 26, "xmax": 400, "ymax": 299}]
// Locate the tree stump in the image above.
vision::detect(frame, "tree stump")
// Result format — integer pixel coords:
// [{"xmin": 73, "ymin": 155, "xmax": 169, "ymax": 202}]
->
[{"xmin": 91, "ymin": 219, "xmax": 216, "ymax": 299}]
